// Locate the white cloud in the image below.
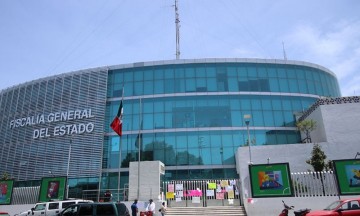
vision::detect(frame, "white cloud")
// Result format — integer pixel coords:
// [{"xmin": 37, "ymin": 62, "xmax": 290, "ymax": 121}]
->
[{"xmin": 285, "ymin": 20, "xmax": 360, "ymax": 96}]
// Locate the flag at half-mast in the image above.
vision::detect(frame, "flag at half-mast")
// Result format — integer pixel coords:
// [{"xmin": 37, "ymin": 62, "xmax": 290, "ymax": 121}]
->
[{"xmin": 110, "ymin": 100, "xmax": 123, "ymax": 136}]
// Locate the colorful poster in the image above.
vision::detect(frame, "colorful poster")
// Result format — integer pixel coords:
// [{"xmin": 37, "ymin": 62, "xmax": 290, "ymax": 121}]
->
[
  {"xmin": 228, "ymin": 190, "xmax": 235, "ymax": 199},
  {"xmin": 226, "ymin": 186, "xmax": 233, "ymax": 192},
  {"xmin": 166, "ymin": 192, "xmax": 175, "ymax": 199},
  {"xmin": 206, "ymin": 190, "xmax": 214, "ymax": 197},
  {"xmin": 220, "ymin": 180, "xmax": 228, "ymax": 187},
  {"xmin": 168, "ymin": 184, "xmax": 174, "ymax": 192},
  {"xmin": 216, "ymin": 184, "xmax": 221, "ymax": 192},
  {"xmin": 333, "ymin": 159, "xmax": 360, "ymax": 195},
  {"xmin": 185, "ymin": 190, "xmax": 202, "ymax": 197},
  {"xmin": 207, "ymin": 182, "xmax": 216, "ymax": 189},
  {"xmin": 249, "ymin": 163, "xmax": 293, "ymax": 197},
  {"xmin": 216, "ymin": 192, "xmax": 224, "ymax": 200},
  {"xmin": 175, "ymin": 184, "xmax": 183, "ymax": 191},
  {"xmin": 39, "ymin": 176, "xmax": 67, "ymax": 202},
  {"xmin": 0, "ymin": 180, "xmax": 14, "ymax": 205}
]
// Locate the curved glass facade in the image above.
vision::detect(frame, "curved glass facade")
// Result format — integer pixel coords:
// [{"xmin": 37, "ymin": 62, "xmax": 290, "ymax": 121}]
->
[
  {"xmin": 102, "ymin": 60, "xmax": 340, "ymax": 186},
  {"xmin": 0, "ymin": 59, "xmax": 341, "ymax": 196}
]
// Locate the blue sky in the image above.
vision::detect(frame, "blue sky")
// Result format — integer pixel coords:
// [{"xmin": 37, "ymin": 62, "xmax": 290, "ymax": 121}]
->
[{"xmin": 1, "ymin": 0, "xmax": 359, "ymax": 96}]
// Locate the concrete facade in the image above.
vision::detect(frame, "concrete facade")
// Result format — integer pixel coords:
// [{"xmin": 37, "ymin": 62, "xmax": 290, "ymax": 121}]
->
[{"xmin": 128, "ymin": 161, "xmax": 165, "ymax": 201}]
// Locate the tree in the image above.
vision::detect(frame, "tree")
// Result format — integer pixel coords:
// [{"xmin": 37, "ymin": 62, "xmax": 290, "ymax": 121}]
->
[
  {"xmin": 1, "ymin": 172, "xmax": 10, "ymax": 180},
  {"xmin": 296, "ymin": 119, "xmax": 317, "ymax": 143},
  {"xmin": 306, "ymin": 143, "xmax": 331, "ymax": 172},
  {"xmin": 306, "ymin": 143, "xmax": 332, "ymax": 195}
]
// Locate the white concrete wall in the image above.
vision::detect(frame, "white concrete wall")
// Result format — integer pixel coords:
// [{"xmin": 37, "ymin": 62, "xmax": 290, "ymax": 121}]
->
[
  {"xmin": 306, "ymin": 107, "xmax": 327, "ymax": 143},
  {"xmin": 128, "ymin": 161, "xmax": 164, "ymax": 201},
  {"xmin": 320, "ymin": 103, "xmax": 360, "ymax": 144}
]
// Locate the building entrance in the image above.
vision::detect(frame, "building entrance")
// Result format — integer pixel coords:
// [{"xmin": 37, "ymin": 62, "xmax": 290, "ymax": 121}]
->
[{"xmin": 163, "ymin": 179, "xmax": 242, "ymax": 207}]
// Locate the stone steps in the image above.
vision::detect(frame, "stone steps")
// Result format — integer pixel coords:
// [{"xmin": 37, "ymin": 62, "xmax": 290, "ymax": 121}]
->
[{"xmin": 165, "ymin": 206, "xmax": 246, "ymax": 216}]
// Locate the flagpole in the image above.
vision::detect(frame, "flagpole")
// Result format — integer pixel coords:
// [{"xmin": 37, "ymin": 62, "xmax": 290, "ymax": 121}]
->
[
  {"xmin": 137, "ymin": 98, "xmax": 142, "ymax": 200},
  {"xmin": 117, "ymin": 86, "xmax": 124, "ymax": 202}
]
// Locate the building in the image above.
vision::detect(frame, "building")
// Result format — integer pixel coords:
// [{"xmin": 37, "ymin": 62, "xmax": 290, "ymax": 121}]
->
[
  {"xmin": 235, "ymin": 96, "xmax": 360, "ymax": 215},
  {"xmin": 0, "ymin": 58, "xmax": 341, "ymax": 198}
]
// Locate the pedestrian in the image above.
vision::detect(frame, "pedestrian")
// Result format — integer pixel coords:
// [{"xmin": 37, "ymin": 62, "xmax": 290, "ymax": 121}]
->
[
  {"xmin": 145, "ymin": 199, "xmax": 155, "ymax": 215},
  {"xmin": 159, "ymin": 202, "xmax": 166, "ymax": 216},
  {"xmin": 104, "ymin": 190, "xmax": 112, "ymax": 202},
  {"xmin": 131, "ymin": 199, "xmax": 138, "ymax": 216}
]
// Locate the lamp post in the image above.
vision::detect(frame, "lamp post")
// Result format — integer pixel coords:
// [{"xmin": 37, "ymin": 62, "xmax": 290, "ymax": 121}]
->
[
  {"xmin": 48, "ymin": 171, "xmax": 55, "ymax": 177},
  {"xmin": 244, "ymin": 114, "xmax": 252, "ymax": 164}
]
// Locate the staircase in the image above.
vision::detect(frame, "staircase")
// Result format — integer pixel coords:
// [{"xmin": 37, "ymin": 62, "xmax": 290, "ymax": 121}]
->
[{"xmin": 166, "ymin": 206, "xmax": 247, "ymax": 216}]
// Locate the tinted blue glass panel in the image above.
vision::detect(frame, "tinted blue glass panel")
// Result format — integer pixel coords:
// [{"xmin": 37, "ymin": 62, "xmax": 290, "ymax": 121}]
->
[
  {"xmin": 222, "ymin": 132, "xmax": 233, "ymax": 147},
  {"xmin": 277, "ymin": 68, "xmax": 287, "ymax": 78},
  {"xmin": 164, "ymin": 68, "xmax": 174, "ymax": 79},
  {"xmin": 185, "ymin": 68, "xmax": 195, "ymax": 78},
  {"xmin": 222, "ymin": 147, "xmax": 235, "ymax": 164},
  {"xmin": 252, "ymin": 111, "xmax": 264, "ymax": 126},
  {"xmin": 287, "ymin": 68, "xmax": 296, "ymax": 78},
  {"xmin": 134, "ymin": 70, "xmax": 143, "ymax": 81},
  {"xmin": 154, "ymin": 69, "xmax": 164, "ymax": 79},
  {"xmin": 211, "ymin": 148, "xmax": 222, "ymax": 165},
  {"xmin": 269, "ymin": 78, "xmax": 280, "ymax": 92},
  {"xmin": 296, "ymin": 68, "xmax": 305, "ymax": 79},
  {"xmin": 144, "ymin": 70, "xmax": 153, "ymax": 80},
  {"xmin": 288, "ymin": 79, "xmax": 299, "ymax": 93},
  {"xmin": 279, "ymin": 79, "xmax": 289, "ymax": 92}
]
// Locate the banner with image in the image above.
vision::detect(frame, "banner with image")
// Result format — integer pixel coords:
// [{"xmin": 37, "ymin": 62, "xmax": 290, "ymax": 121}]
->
[
  {"xmin": 333, "ymin": 159, "xmax": 360, "ymax": 195},
  {"xmin": 249, "ymin": 163, "xmax": 293, "ymax": 197},
  {"xmin": 0, "ymin": 180, "xmax": 14, "ymax": 205},
  {"xmin": 39, "ymin": 176, "xmax": 67, "ymax": 202}
]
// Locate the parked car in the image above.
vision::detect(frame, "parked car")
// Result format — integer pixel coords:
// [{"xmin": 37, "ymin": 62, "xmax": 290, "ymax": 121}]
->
[
  {"xmin": 307, "ymin": 198, "xmax": 360, "ymax": 216},
  {"xmin": 0, "ymin": 212, "xmax": 10, "ymax": 216},
  {"xmin": 58, "ymin": 202, "xmax": 130, "ymax": 216},
  {"xmin": 18, "ymin": 199, "xmax": 93, "ymax": 216}
]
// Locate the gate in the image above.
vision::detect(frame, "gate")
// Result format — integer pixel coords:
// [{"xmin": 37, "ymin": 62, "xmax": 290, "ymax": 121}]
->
[{"xmin": 163, "ymin": 179, "xmax": 242, "ymax": 207}]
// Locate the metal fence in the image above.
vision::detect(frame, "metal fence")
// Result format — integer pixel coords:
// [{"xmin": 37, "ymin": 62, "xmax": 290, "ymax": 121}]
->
[
  {"xmin": 291, "ymin": 171, "xmax": 338, "ymax": 197},
  {"xmin": 11, "ymin": 186, "xmax": 39, "ymax": 204},
  {"xmin": 163, "ymin": 179, "xmax": 242, "ymax": 207}
]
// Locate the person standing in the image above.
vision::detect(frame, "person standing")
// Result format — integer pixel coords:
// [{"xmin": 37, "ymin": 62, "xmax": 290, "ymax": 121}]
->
[
  {"xmin": 146, "ymin": 199, "xmax": 155, "ymax": 215},
  {"xmin": 131, "ymin": 199, "xmax": 138, "ymax": 216},
  {"xmin": 160, "ymin": 202, "xmax": 166, "ymax": 216},
  {"xmin": 104, "ymin": 190, "xmax": 112, "ymax": 202}
]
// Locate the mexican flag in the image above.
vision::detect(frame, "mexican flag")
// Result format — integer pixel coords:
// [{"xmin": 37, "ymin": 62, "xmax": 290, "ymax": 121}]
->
[{"xmin": 110, "ymin": 100, "xmax": 123, "ymax": 136}]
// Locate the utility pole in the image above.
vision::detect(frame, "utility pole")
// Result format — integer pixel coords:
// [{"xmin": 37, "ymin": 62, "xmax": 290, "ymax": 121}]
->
[{"xmin": 174, "ymin": 0, "xmax": 180, "ymax": 59}]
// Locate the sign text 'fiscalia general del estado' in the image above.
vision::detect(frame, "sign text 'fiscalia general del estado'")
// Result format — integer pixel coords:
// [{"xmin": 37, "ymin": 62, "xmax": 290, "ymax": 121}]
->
[{"xmin": 9, "ymin": 109, "xmax": 95, "ymax": 139}]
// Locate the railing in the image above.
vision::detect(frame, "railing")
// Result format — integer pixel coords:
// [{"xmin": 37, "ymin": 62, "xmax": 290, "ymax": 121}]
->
[
  {"xmin": 163, "ymin": 179, "xmax": 242, "ymax": 207},
  {"xmin": 291, "ymin": 171, "xmax": 338, "ymax": 197},
  {"xmin": 11, "ymin": 186, "xmax": 39, "ymax": 204}
]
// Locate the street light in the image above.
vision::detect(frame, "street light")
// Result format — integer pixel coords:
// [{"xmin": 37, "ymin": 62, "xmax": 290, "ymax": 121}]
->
[{"xmin": 244, "ymin": 114, "xmax": 252, "ymax": 164}]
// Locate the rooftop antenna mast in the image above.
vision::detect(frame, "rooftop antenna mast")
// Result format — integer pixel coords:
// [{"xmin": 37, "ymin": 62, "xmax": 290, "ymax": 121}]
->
[
  {"xmin": 282, "ymin": 41, "xmax": 287, "ymax": 61},
  {"xmin": 175, "ymin": 0, "xmax": 180, "ymax": 59}
]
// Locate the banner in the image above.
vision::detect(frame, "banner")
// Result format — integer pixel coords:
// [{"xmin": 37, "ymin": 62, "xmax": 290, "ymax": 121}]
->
[
  {"xmin": 39, "ymin": 176, "xmax": 67, "ymax": 202},
  {"xmin": 249, "ymin": 163, "xmax": 293, "ymax": 197},
  {"xmin": 0, "ymin": 180, "xmax": 14, "ymax": 205},
  {"xmin": 333, "ymin": 159, "xmax": 360, "ymax": 195}
]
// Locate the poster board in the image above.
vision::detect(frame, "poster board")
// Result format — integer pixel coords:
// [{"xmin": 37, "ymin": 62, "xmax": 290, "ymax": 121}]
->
[
  {"xmin": 333, "ymin": 159, "xmax": 360, "ymax": 195},
  {"xmin": 38, "ymin": 176, "xmax": 67, "ymax": 202},
  {"xmin": 0, "ymin": 180, "xmax": 14, "ymax": 205},
  {"xmin": 249, "ymin": 163, "xmax": 293, "ymax": 198}
]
